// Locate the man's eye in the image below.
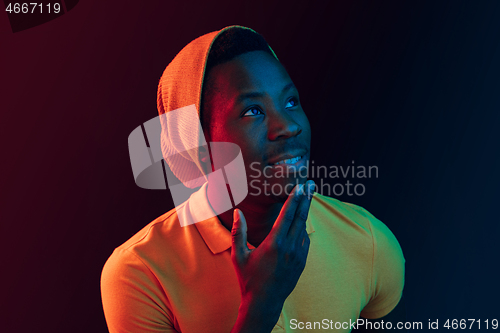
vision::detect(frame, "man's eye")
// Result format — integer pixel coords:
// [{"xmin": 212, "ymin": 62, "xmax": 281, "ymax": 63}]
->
[
  {"xmin": 285, "ymin": 97, "xmax": 299, "ymax": 109},
  {"xmin": 243, "ymin": 107, "xmax": 263, "ymax": 117}
]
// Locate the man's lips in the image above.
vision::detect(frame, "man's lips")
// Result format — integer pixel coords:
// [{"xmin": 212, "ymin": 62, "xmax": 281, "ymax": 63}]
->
[{"xmin": 267, "ymin": 150, "xmax": 308, "ymax": 166}]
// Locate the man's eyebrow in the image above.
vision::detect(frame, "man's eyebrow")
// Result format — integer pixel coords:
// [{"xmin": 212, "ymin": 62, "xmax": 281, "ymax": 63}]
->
[
  {"xmin": 235, "ymin": 82, "xmax": 296, "ymax": 104},
  {"xmin": 281, "ymin": 82, "xmax": 296, "ymax": 94}
]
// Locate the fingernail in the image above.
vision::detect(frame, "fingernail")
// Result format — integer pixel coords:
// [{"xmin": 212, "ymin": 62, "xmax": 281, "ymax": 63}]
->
[{"xmin": 295, "ymin": 184, "xmax": 303, "ymax": 196}]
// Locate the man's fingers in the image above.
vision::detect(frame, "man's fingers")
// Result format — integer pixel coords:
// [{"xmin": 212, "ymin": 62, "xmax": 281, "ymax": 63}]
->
[
  {"xmin": 268, "ymin": 183, "xmax": 305, "ymax": 240},
  {"xmin": 302, "ymin": 231, "xmax": 311, "ymax": 255},
  {"xmin": 297, "ymin": 224, "xmax": 310, "ymax": 249},
  {"xmin": 231, "ymin": 209, "xmax": 249, "ymax": 264},
  {"xmin": 288, "ymin": 180, "xmax": 315, "ymax": 241}
]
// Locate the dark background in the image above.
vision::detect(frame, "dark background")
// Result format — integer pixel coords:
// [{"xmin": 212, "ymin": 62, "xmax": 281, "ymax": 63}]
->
[{"xmin": 1, "ymin": 0, "xmax": 499, "ymax": 332}]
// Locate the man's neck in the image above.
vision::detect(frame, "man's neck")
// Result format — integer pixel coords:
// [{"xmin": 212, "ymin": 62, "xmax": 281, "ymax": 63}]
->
[
  {"xmin": 219, "ymin": 200, "xmax": 283, "ymax": 247},
  {"xmin": 207, "ymin": 183, "xmax": 284, "ymax": 247}
]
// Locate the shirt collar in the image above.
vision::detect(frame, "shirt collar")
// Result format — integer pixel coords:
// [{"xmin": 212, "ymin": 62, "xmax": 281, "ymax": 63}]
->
[{"xmin": 189, "ymin": 182, "xmax": 316, "ymax": 255}]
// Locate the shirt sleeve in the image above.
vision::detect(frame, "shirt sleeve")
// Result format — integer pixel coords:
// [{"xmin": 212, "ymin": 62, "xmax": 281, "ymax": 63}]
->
[
  {"xmin": 359, "ymin": 208, "xmax": 406, "ymax": 319},
  {"xmin": 100, "ymin": 248, "xmax": 178, "ymax": 333}
]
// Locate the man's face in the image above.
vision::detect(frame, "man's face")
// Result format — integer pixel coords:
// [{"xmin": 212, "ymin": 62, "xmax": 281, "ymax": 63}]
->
[{"xmin": 203, "ymin": 50, "xmax": 311, "ymax": 202}]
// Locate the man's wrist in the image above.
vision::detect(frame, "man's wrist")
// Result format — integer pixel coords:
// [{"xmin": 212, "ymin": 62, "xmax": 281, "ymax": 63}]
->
[{"xmin": 231, "ymin": 295, "xmax": 283, "ymax": 333}]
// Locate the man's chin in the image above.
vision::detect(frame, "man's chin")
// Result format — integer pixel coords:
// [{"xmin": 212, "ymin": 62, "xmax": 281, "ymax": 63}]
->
[{"xmin": 247, "ymin": 177, "xmax": 308, "ymax": 202}]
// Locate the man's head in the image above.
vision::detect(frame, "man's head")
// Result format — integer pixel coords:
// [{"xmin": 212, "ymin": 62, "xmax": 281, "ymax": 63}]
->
[
  {"xmin": 200, "ymin": 28, "xmax": 275, "ymax": 134},
  {"xmin": 200, "ymin": 29, "xmax": 311, "ymax": 203}
]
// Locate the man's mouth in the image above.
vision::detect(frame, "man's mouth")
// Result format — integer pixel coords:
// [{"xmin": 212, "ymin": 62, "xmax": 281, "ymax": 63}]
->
[
  {"xmin": 272, "ymin": 155, "xmax": 303, "ymax": 165},
  {"xmin": 267, "ymin": 148, "xmax": 308, "ymax": 167}
]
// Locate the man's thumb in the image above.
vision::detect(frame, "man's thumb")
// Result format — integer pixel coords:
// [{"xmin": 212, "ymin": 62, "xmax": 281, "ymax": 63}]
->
[{"xmin": 231, "ymin": 209, "xmax": 249, "ymax": 261}]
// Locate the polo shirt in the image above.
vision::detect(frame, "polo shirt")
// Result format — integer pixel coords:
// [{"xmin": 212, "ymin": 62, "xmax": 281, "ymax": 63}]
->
[{"xmin": 101, "ymin": 182, "xmax": 405, "ymax": 332}]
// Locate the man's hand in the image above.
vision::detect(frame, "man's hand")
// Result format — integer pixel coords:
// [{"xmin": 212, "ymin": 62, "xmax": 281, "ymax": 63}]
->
[{"xmin": 230, "ymin": 180, "xmax": 315, "ymax": 333}]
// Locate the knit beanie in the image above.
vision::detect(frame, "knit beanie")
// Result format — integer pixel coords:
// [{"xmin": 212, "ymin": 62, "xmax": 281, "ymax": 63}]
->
[{"xmin": 157, "ymin": 25, "xmax": 277, "ymax": 188}]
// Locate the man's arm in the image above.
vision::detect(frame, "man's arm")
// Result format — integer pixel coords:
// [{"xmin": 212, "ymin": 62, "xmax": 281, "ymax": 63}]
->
[
  {"xmin": 101, "ymin": 248, "xmax": 178, "ymax": 333},
  {"xmin": 354, "ymin": 296, "xmax": 407, "ymax": 332},
  {"xmin": 230, "ymin": 182, "xmax": 315, "ymax": 333},
  {"xmin": 353, "ymin": 206, "xmax": 406, "ymax": 332}
]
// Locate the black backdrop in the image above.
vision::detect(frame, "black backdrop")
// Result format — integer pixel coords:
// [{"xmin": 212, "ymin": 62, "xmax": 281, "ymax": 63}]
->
[{"xmin": 2, "ymin": 0, "xmax": 500, "ymax": 332}]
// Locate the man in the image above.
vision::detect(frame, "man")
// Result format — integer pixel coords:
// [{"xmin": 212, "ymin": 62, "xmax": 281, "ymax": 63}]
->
[{"xmin": 101, "ymin": 26, "xmax": 406, "ymax": 332}]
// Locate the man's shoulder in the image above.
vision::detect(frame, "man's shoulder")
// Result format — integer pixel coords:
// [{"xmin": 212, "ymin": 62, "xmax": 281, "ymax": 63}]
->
[
  {"xmin": 310, "ymin": 192, "xmax": 396, "ymax": 239},
  {"xmin": 312, "ymin": 192, "xmax": 364, "ymax": 211},
  {"xmin": 118, "ymin": 208, "xmax": 177, "ymax": 248},
  {"xmin": 103, "ymin": 201, "xmax": 204, "ymax": 276},
  {"xmin": 310, "ymin": 191, "xmax": 405, "ymax": 262},
  {"xmin": 112, "ymin": 201, "xmax": 198, "ymax": 256}
]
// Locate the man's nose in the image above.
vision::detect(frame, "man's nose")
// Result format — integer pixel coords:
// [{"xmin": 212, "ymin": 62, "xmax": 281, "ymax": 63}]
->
[{"xmin": 267, "ymin": 107, "xmax": 302, "ymax": 141}]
